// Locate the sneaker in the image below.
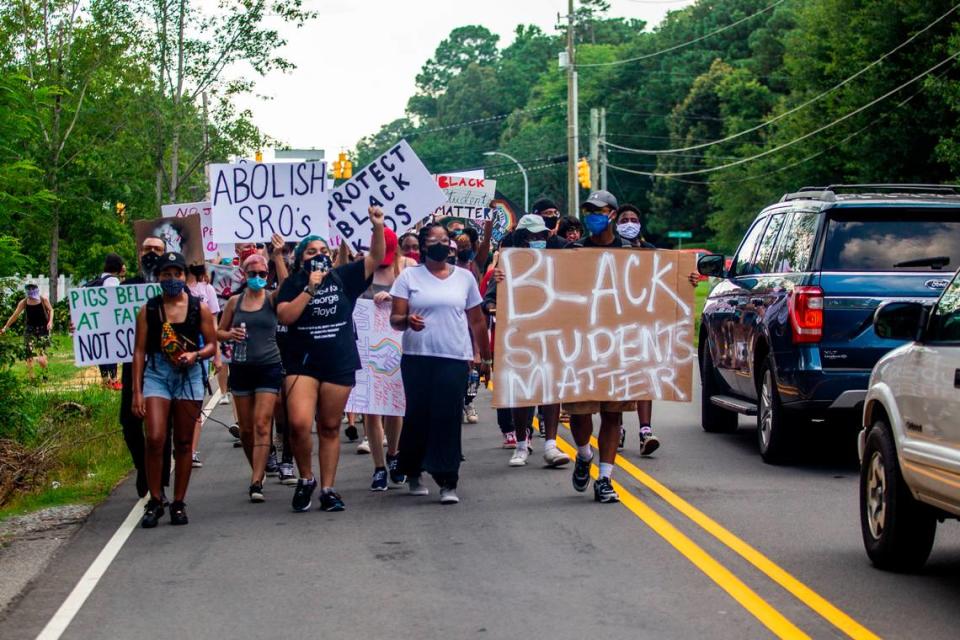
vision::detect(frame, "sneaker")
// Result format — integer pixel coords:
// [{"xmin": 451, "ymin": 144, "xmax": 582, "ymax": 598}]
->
[
  {"xmin": 618, "ymin": 427, "xmax": 626, "ymax": 451},
  {"xmin": 219, "ymin": 393, "xmax": 231, "ymax": 406},
  {"xmin": 370, "ymin": 468, "xmax": 388, "ymax": 492},
  {"xmin": 265, "ymin": 451, "xmax": 280, "ymax": 476},
  {"xmin": 228, "ymin": 423, "xmax": 241, "ymax": 439},
  {"xmin": 594, "ymin": 477, "xmax": 620, "ymax": 504},
  {"xmin": 639, "ymin": 426, "xmax": 661, "ymax": 456},
  {"xmin": 320, "ymin": 490, "xmax": 346, "ymax": 512},
  {"xmin": 572, "ymin": 455, "xmax": 593, "ymax": 493},
  {"xmin": 509, "ymin": 447, "xmax": 529, "ymax": 467},
  {"xmin": 278, "ymin": 462, "xmax": 297, "ymax": 485},
  {"xmin": 439, "ymin": 487, "xmax": 459, "ymax": 505},
  {"xmin": 543, "ymin": 447, "xmax": 571, "ymax": 468},
  {"xmin": 465, "ymin": 404, "xmax": 479, "ymax": 424},
  {"xmin": 191, "ymin": 451, "xmax": 203, "ymax": 468},
  {"xmin": 502, "ymin": 432, "xmax": 517, "ymax": 449},
  {"xmin": 169, "ymin": 501, "xmax": 189, "ymax": 525},
  {"xmin": 344, "ymin": 425, "xmax": 359, "ymax": 442},
  {"xmin": 292, "ymin": 477, "xmax": 317, "ymax": 512},
  {"xmin": 408, "ymin": 476, "xmax": 429, "ymax": 496},
  {"xmin": 356, "ymin": 438, "xmax": 371, "ymax": 454},
  {"xmin": 140, "ymin": 498, "xmax": 164, "ymax": 528},
  {"xmin": 387, "ymin": 455, "xmax": 406, "ymax": 486},
  {"xmin": 249, "ymin": 482, "xmax": 265, "ymax": 503}
]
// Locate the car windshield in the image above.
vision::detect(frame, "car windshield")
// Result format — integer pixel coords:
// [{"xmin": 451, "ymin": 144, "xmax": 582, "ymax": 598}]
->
[{"xmin": 822, "ymin": 208, "xmax": 960, "ymax": 272}]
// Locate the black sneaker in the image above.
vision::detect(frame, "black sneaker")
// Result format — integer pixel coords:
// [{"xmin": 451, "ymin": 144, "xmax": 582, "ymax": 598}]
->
[
  {"xmin": 594, "ymin": 477, "xmax": 620, "ymax": 504},
  {"xmin": 639, "ymin": 426, "xmax": 660, "ymax": 456},
  {"xmin": 320, "ymin": 490, "xmax": 345, "ymax": 512},
  {"xmin": 292, "ymin": 477, "xmax": 317, "ymax": 512},
  {"xmin": 228, "ymin": 423, "xmax": 241, "ymax": 439},
  {"xmin": 141, "ymin": 498, "xmax": 164, "ymax": 528},
  {"xmin": 572, "ymin": 455, "xmax": 592, "ymax": 493},
  {"xmin": 370, "ymin": 468, "xmax": 388, "ymax": 492},
  {"xmin": 265, "ymin": 451, "xmax": 280, "ymax": 476},
  {"xmin": 344, "ymin": 425, "xmax": 359, "ymax": 442},
  {"xmin": 618, "ymin": 427, "xmax": 626, "ymax": 451},
  {"xmin": 387, "ymin": 454, "xmax": 406, "ymax": 486},
  {"xmin": 249, "ymin": 482, "xmax": 265, "ymax": 503},
  {"xmin": 169, "ymin": 501, "xmax": 189, "ymax": 525}
]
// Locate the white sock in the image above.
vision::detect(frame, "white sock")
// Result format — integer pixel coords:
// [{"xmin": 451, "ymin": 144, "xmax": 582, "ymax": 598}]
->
[
  {"xmin": 516, "ymin": 440, "xmax": 528, "ymax": 453},
  {"xmin": 599, "ymin": 463, "xmax": 613, "ymax": 479},
  {"xmin": 577, "ymin": 444, "xmax": 593, "ymax": 460},
  {"xmin": 545, "ymin": 439, "xmax": 557, "ymax": 450}
]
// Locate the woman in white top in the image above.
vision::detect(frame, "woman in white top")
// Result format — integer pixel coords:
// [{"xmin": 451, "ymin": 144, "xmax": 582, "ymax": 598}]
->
[{"xmin": 389, "ymin": 223, "xmax": 491, "ymax": 505}]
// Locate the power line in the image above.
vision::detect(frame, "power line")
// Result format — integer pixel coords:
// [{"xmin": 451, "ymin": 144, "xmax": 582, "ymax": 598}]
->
[
  {"xmin": 602, "ymin": 3, "xmax": 960, "ymax": 155},
  {"xmin": 606, "ymin": 51, "xmax": 960, "ymax": 178},
  {"xmin": 577, "ymin": 0, "xmax": 789, "ymax": 69},
  {"xmin": 400, "ymin": 102, "xmax": 564, "ymax": 140}
]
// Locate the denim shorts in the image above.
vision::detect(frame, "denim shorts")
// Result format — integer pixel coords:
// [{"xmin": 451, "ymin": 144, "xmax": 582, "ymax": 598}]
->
[
  {"xmin": 143, "ymin": 356, "xmax": 205, "ymax": 401},
  {"xmin": 229, "ymin": 362, "xmax": 283, "ymax": 396}
]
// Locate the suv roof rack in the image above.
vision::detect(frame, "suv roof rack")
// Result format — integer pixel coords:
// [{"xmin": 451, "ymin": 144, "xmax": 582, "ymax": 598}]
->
[
  {"xmin": 779, "ymin": 184, "xmax": 960, "ymax": 203},
  {"xmin": 779, "ymin": 188, "xmax": 836, "ymax": 203}
]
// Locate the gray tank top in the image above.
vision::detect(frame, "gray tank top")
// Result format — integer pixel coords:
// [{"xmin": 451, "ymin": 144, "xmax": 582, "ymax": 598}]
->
[{"xmin": 232, "ymin": 292, "xmax": 281, "ymax": 365}]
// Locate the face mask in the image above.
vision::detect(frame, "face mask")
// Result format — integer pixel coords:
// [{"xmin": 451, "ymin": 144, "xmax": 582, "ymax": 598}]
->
[
  {"xmin": 424, "ymin": 242, "xmax": 450, "ymax": 263},
  {"xmin": 238, "ymin": 248, "xmax": 257, "ymax": 263},
  {"xmin": 246, "ymin": 276, "xmax": 267, "ymax": 291},
  {"xmin": 528, "ymin": 240, "xmax": 547, "ymax": 250},
  {"xmin": 457, "ymin": 249, "xmax": 476, "ymax": 263},
  {"xmin": 617, "ymin": 222, "xmax": 642, "ymax": 240},
  {"xmin": 303, "ymin": 254, "xmax": 333, "ymax": 273},
  {"xmin": 141, "ymin": 252, "xmax": 160, "ymax": 276},
  {"xmin": 160, "ymin": 279, "xmax": 186, "ymax": 296},
  {"xmin": 407, "ymin": 251, "xmax": 421, "ymax": 263},
  {"xmin": 26, "ymin": 288, "xmax": 40, "ymax": 300},
  {"xmin": 584, "ymin": 213, "xmax": 611, "ymax": 235},
  {"xmin": 543, "ymin": 216, "xmax": 559, "ymax": 230}
]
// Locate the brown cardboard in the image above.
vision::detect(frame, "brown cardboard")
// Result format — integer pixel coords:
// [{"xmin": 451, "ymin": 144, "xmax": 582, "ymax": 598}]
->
[
  {"xmin": 493, "ymin": 247, "xmax": 697, "ymax": 408},
  {"xmin": 134, "ymin": 213, "xmax": 204, "ymax": 266}
]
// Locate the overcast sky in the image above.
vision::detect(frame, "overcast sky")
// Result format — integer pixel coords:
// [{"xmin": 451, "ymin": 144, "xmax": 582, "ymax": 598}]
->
[{"xmin": 230, "ymin": 0, "xmax": 696, "ymax": 158}]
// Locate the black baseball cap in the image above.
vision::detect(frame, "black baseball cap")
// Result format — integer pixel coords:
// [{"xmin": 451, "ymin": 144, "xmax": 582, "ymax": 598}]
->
[
  {"xmin": 153, "ymin": 251, "xmax": 187, "ymax": 275},
  {"xmin": 581, "ymin": 190, "xmax": 618, "ymax": 211}
]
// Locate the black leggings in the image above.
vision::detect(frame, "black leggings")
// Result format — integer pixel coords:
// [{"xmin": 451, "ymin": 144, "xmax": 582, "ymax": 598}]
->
[
  {"xmin": 398, "ymin": 355, "xmax": 468, "ymax": 489},
  {"xmin": 120, "ymin": 364, "xmax": 171, "ymax": 487}
]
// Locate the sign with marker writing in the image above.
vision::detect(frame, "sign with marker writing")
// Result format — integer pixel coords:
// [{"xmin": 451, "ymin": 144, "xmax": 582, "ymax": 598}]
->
[
  {"xmin": 161, "ymin": 201, "xmax": 220, "ymax": 259},
  {"xmin": 433, "ymin": 173, "xmax": 496, "ymax": 221},
  {"xmin": 69, "ymin": 284, "xmax": 162, "ymax": 366},
  {"xmin": 327, "ymin": 140, "xmax": 446, "ymax": 253},
  {"xmin": 345, "ymin": 299, "xmax": 405, "ymax": 416},
  {"xmin": 493, "ymin": 248, "xmax": 696, "ymax": 408},
  {"xmin": 134, "ymin": 214, "xmax": 204, "ymax": 266},
  {"xmin": 209, "ymin": 161, "xmax": 328, "ymax": 243}
]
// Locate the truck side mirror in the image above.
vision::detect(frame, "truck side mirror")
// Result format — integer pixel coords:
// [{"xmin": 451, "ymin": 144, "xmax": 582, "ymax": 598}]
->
[{"xmin": 697, "ymin": 254, "xmax": 726, "ymax": 279}]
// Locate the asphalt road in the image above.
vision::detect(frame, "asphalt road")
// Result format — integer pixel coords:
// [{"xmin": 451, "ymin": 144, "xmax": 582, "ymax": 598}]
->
[{"xmin": 2, "ymin": 379, "xmax": 959, "ymax": 640}]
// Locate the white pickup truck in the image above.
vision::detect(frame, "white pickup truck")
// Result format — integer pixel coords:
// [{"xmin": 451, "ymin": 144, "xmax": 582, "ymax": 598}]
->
[{"xmin": 860, "ymin": 269, "xmax": 960, "ymax": 571}]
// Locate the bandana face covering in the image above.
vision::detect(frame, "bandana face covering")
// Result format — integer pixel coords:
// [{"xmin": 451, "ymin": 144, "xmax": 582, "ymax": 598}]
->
[
  {"xmin": 617, "ymin": 222, "xmax": 642, "ymax": 240},
  {"xmin": 160, "ymin": 279, "xmax": 186, "ymax": 296}
]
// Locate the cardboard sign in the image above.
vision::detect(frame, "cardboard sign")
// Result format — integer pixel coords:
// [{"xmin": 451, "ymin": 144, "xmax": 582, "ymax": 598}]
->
[
  {"xmin": 161, "ymin": 201, "xmax": 221, "ymax": 260},
  {"xmin": 207, "ymin": 263, "xmax": 245, "ymax": 306},
  {"xmin": 69, "ymin": 284, "xmax": 162, "ymax": 365},
  {"xmin": 134, "ymin": 214, "xmax": 204, "ymax": 266},
  {"xmin": 327, "ymin": 140, "xmax": 446, "ymax": 253},
  {"xmin": 433, "ymin": 173, "xmax": 496, "ymax": 221},
  {"xmin": 345, "ymin": 299, "xmax": 405, "ymax": 416},
  {"xmin": 493, "ymin": 248, "xmax": 696, "ymax": 408},
  {"xmin": 209, "ymin": 161, "xmax": 328, "ymax": 242}
]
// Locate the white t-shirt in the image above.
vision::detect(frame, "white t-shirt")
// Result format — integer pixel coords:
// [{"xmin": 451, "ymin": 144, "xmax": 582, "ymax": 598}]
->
[
  {"xmin": 189, "ymin": 282, "xmax": 221, "ymax": 314},
  {"xmin": 100, "ymin": 273, "xmax": 120, "ymax": 287},
  {"xmin": 390, "ymin": 264, "xmax": 483, "ymax": 361}
]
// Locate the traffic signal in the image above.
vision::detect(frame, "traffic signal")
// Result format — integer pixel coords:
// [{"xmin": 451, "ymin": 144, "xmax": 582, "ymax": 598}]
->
[
  {"xmin": 332, "ymin": 151, "xmax": 352, "ymax": 179},
  {"xmin": 577, "ymin": 157, "xmax": 591, "ymax": 189},
  {"xmin": 115, "ymin": 201, "xmax": 126, "ymax": 224},
  {"xmin": 255, "ymin": 149, "xmax": 263, "ymax": 162}
]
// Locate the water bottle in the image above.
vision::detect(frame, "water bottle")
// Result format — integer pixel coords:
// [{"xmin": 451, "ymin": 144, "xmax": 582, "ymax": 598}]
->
[
  {"xmin": 466, "ymin": 367, "xmax": 480, "ymax": 400},
  {"xmin": 233, "ymin": 322, "xmax": 248, "ymax": 363}
]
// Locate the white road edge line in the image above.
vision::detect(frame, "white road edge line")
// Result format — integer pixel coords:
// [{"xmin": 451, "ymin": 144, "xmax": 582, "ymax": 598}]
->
[{"xmin": 35, "ymin": 388, "xmax": 223, "ymax": 640}]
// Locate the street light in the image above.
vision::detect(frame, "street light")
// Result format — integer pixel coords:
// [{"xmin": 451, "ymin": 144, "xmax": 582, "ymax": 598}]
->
[{"xmin": 483, "ymin": 151, "xmax": 528, "ymax": 213}]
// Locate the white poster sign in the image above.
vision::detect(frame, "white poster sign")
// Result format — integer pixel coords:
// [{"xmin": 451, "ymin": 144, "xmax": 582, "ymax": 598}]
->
[
  {"xmin": 69, "ymin": 284, "xmax": 161, "ymax": 366},
  {"xmin": 161, "ymin": 201, "xmax": 221, "ymax": 260},
  {"xmin": 209, "ymin": 161, "xmax": 328, "ymax": 243},
  {"xmin": 345, "ymin": 299, "xmax": 405, "ymax": 416},
  {"xmin": 433, "ymin": 174, "xmax": 496, "ymax": 221}
]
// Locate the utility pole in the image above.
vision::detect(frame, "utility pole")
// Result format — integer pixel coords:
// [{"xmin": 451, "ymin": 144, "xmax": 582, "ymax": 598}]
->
[
  {"xmin": 599, "ymin": 107, "xmax": 607, "ymax": 191},
  {"xmin": 589, "ymin": 107, "xmax": 599, "ymax": 189},
  {"xmin": 566, "ymin": 0, "xmax": 579, "ymax": 217}
]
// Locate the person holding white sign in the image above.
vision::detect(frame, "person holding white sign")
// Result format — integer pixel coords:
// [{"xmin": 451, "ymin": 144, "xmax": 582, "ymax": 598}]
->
[{"xmin": 277, "ymin": 207, "xmax": 385, "ymax": 514}]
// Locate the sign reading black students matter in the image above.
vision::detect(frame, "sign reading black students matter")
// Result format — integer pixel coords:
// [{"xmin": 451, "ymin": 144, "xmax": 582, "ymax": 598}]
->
[
  {"xmin": 69, "ymin": 284, "xmax": 161, "ymax": 366},
  {"xmin": 327, "ymin": 140, "xmax": 446, "ymax": 253},
  {"xmin": 209, "ymin": 161, "xmax": 328, "ymax": 243}
]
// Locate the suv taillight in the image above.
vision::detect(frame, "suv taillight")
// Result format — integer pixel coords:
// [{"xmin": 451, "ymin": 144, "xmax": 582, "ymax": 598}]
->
[{"xmin": 789, "ymin": 286, "xmax": 824, "ymax": 343}]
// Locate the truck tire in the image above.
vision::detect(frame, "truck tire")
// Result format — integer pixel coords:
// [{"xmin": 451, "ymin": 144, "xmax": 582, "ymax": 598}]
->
[
  {"xmin": 700, "ymin": 339, "xmax": 738, "ymax": 434},
  {"xmin": 756, "ymin": 356, "xmax": 794, "ymax": 464}
]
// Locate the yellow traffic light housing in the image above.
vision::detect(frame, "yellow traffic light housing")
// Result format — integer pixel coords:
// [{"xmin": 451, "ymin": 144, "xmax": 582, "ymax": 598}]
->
[
  {"xmin": 342, "ymin": 160, "xmax": 353, "ymax": 179},
  {"xmin": 255, "ymin": 149, "xmax": 263, "ymax": 163},
  {"xmin": 577, "ymin": 157, "xmax": 591, "ymax": 189}
]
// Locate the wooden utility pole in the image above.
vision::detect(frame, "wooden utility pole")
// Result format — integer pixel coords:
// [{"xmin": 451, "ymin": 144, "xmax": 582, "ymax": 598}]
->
[{"xmin": 566, "ymin": 0, "xmax": 579, "ymax": 216}]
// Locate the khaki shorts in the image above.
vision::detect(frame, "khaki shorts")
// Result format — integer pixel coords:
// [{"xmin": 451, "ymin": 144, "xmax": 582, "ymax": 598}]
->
[{"xmin": 562, "ymin": 401, "xmax": 638, "ymax": 415}]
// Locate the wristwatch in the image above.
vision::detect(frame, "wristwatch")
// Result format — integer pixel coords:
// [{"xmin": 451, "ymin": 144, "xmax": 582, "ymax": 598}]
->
[
  {"xmin": 482, "ymin": 358, "xmax": 494, "ymax": 365},
  {"xmin": 303, "ymin": 285, "xmax": 314, "ymax": 295}
]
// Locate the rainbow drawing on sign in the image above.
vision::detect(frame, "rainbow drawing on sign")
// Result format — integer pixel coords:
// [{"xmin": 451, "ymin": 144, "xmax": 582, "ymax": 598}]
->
[{"xmin": 366, "ymin": 338, "xmax": 402, "ymax": 375}]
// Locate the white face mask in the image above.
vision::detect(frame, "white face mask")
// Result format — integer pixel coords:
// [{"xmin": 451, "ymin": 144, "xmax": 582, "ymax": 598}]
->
[{"xmin": 617, "ymin": 222, "xmax": 642, "ymax": 240}]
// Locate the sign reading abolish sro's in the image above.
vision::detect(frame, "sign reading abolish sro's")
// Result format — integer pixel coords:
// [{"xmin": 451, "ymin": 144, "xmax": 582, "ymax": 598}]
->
[
  {"xmin": 493, "ymin": 248, "xmax": 696, "ymax": 408},
  {"xmin": 327, "ymin": 139, "xmax": 446, "ymax": 253},
  {"xmin": 433, "ymin": 174, "xmax": 496, "ymax": 221},
  {"xmin": 69, "ymin": 284, "xmax": 161, "ymax": 366},
  {"xmin": 209, "ymin": 161, "xmax": 328, "ymax": 242}
]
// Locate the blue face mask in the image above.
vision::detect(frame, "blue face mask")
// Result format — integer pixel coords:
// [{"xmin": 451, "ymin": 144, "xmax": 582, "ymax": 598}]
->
[
  {"xmin": 160, "ymin": 279, "xmax": 186, "ymax": 296},
  {"xmin": 583, "ymin": 213, "xmax": 611, "ymax": 235},
  {"xmin": 246, "ymin": 276, "xmax": 267, "ymax": 291},
  {"xmin": 528, "ymin": 240, "xmax": 547, "ymax": 250}
]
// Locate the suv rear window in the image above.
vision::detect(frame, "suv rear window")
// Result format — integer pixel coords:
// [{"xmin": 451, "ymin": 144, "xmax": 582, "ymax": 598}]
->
[{"xmin": 821, "ymin": 208, "xmax": 960, "ymax": 272}]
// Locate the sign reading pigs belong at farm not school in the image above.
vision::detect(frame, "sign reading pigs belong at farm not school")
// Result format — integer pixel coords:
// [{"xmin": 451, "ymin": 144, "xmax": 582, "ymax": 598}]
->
[
  {"xmin": 209, "ymin": 161, "xmax": 328, "ymax": 243},
  {"xmin": 493, "ymin": 248, "xmax": 696, "ymax": 408},
  {"xmin": 69, "ymin": 284, "xmax": 161, "ymax": 366},
  {"xmin": 328, "ymin": 140, "xmax": 446, "ymax": 253}
]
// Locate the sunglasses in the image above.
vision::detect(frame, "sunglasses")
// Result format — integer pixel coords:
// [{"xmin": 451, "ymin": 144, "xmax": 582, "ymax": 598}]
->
[
  {"xmin": 255, "ymin": 242, "xmax": 265, "ymax": 249},
  {"xmin": 246, "ymin": 271, "xmax": 269, "ymax": 278}
]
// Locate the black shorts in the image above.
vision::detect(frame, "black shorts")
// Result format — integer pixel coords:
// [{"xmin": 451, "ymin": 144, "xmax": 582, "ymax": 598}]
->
[
  {"xmin": 228, "ymin": 362, "xmax": 283, "ymax": 396},
  {"xmin": 283, "ymin": 364, "xmax": 356, "ymax": 388}
]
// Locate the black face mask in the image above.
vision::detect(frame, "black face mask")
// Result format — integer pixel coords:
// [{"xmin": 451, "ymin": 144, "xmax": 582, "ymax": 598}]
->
[
  {"xmin": 543, "ymin": 216, "xmax": 559, "ymax": 230},
  {"xmin": 303, "ymin": 254, "xmax": 333, "ymax": 273},
  {"xmin": 141, "ymin": 252, "xmax": 160, "ymax": 278},
  {"xmin": 424, "ymin": 242, "xmax": 450, "ymax": 263},
  {"xmin": 457, "ymin": 249, "xmax": 476, "ymax": 263}
]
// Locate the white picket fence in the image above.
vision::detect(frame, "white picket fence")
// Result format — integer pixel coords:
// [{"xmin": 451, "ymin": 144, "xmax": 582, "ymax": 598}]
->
[{"xmin": 16, "ymin": 274, "xmax": 75, "ymax": 301}]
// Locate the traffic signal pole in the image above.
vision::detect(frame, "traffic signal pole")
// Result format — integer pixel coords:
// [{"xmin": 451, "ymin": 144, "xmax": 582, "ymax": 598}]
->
[{"xmin": 566, "ymin": 0, "xmax": 578, "ymax": 217}]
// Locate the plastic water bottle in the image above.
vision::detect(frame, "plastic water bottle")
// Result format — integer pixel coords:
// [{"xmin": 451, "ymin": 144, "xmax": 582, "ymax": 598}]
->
[
  {"xmin": 466, "ymin": 367, "xmax": 480, "ymax": 400},
  {"xmin": 233, "ymin": 322, "xmax": 248, "ymax": 363}
]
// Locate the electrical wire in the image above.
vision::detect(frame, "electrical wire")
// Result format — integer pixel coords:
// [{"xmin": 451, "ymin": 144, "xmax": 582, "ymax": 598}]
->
[{"xmin": 400, "ymin": 102, "xmax": 564, "ymax": 140}]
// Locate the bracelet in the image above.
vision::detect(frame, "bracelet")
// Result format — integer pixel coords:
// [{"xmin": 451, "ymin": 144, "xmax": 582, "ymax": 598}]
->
[
  {"xmin": 302, "ymin": 285, "xmax": 314, "ymax": 295},
  {"xmin": 482, "ymin": 358, "xmax": 494, "ymax": 365}
]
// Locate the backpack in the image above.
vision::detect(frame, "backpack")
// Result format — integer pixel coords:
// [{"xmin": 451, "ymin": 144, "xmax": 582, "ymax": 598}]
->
[{"xmin": 85, "ymin": 274, "xmax": 109, "ymax": 288}]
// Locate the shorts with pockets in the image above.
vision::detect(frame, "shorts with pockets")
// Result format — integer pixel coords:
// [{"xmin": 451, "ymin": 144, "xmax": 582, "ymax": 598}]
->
[
  {"xmin": 142, "ymin": 356, "xmax": 205, "ymax": 401},
  {"xmin": 229, "ymin": 362, "xmax": 283, "ymax": 396}
]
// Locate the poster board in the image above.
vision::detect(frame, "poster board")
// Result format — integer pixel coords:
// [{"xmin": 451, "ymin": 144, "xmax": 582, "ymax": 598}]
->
[
  {"xmin": 207, "ymin": 263, "xmax": 245, "ymax": 306},
  {"xmin": 345, "ymin": 299, "xmax": 405, "ymax": 416},
  {"xmin": 492, "ymin": 248, "xmax": 696, "ymax": 408},
  {"xmin": 161, "ymin": 201, "xmax": 222, "ymax": 260},
  {"xmin": 134, "ymin": 214, "xmax": 204, "ymax": 266},
  {"xmin": 208, "ymin": 161, "xmax": 328, "ymax": 242},
  {"xmin": 68, "ymin": 284, "xmax": 161, "ymax": 365},
  {"xmin": 433, "ymin": 173, "xmax": 496, "ymax": 221}
]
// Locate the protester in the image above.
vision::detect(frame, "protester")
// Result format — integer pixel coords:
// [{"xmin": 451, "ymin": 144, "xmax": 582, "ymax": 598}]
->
[
  {"xmin": 185, "ymin": 263, "xmax": 221, "ymax": 468},
  {"xmin": 501, "ymin": 201, "xmax": 568, "ymax": 249},
  {"xmin": 86, "ymin": 253, "xmax": 126, "ymax": 388},
  {"xmin": 277, "ymin": 207, "xmax": 385, "ymax": 513},
  {"xmin": 399, "ymin": 232, "xmax": 420, "ymax": 263},
  {"xmin": 557, "ymin": 216, "xmax": 584, "ymax": 244},
  {"xmin": 132, "ymin": 251, "xmax": 217, "ymax": 527},
  {"xmin": 389, "ymin": 222, "xmax": 492, "ymax": 505},
  {"xmin": 1, "ymin": 284, "xmax": 53, "ymax": 381}
]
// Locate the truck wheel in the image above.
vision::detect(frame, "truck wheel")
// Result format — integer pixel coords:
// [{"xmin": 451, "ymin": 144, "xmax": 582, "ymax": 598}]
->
[
  {"xmin": 756, "ymin": 356, "xmax": 794, "ymax": 464},
  {"xmin": 860, "ymin": 421, "xmax": 937, "ymax": 572},
  {"xmin": 700, "ymin": 340, "xmax": 738, "ymax": 433}
]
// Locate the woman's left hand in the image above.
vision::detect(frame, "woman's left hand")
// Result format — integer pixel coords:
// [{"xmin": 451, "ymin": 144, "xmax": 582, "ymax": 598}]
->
[
  {"xmin": 178, "ymin": 351, "xmax": 198, "ymax": 368},
  {"xmin": 373, "ymin": 291, "xmax": 391, "ymax": 306},
  {"xmin": 271, "ymin": 233, "xmax": 285, "ymax": 253},
  {"xmin": 688, "ymin": 271, "xmax": 701, "ymax": 287}
]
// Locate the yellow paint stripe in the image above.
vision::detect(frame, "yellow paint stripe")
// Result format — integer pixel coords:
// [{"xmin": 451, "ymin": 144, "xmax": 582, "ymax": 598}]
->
[
  {"xmin": 552, "ymin": 437, "xmax": 810, "ymax": 639},
  {"xmin": 565, "ymin": 427, "xmax": 878, "ymax": 640}
]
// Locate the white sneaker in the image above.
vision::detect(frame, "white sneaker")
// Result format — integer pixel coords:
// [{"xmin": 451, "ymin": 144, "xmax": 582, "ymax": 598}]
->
[
  {"xmin": 509, "ymin": 448, "xmax": 529, "ymax": 467},
  {"xmin": 357, "ymin": 438, "xmax": 371, "ymax": 454},
  {"xmin": 218, "ymin": 392, "xmax": 231, "ymax": 406},
  {"xmin": 543, "ymin": 447, "xmax": 571, "ymax": 468},
  {"xmin": 465, "ymin": 405, "xmax": 479, "ymax": 424},
  {"xmin": 439, "ymin": 487, "xmax": 459, "ymax": 504},
  {"xmin": 408, "ymin": 477, "xmax": 429, "ymax": 496}
]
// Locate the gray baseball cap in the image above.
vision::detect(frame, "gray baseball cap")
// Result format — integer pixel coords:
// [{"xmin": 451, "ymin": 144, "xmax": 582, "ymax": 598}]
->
[
  {"xmin": 581, "ymin": 190, "xmax": 618, "ymax": 210},
  {"xmin": 516, "ymin": 214, "xmax": 549, "ymax": 234}
]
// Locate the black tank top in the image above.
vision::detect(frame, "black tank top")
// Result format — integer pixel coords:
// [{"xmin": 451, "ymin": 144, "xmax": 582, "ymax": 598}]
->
[
  {"xmin": 25, "ymin": 301, "xmax": 47, "ymax": 328},
  {"xmin": 145, "ymin": 294, "xmax": 201, "ymax": 354}
]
